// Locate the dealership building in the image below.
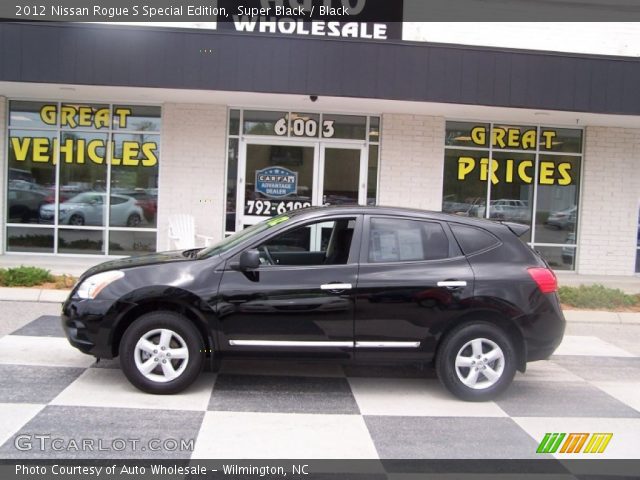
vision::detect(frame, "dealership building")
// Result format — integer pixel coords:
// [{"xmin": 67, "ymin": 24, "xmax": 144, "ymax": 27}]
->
[{"xmin": 1, "ymin": 21, "xmax": 639, "ymax": 276}]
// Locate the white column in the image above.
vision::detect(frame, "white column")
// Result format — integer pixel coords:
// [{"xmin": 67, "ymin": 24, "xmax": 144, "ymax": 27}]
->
[{"xmin": 157, "ymin": 103, "xmax": 228, "ymax": 251}]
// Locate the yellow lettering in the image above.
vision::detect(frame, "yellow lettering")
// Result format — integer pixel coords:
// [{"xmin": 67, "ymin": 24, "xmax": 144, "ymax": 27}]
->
[
  {"xmin": 480, "ymin": 158, "xmax": 489, "ymax": 181},
  {"xmin": 457, "ymin": 157, "xmax": 476, "ymax": 180},
  {"xmin": 505, "ymin": 159, "xmax": 514, "ymax": 183},
  {"xmin": 40, "ymin": 105, "xmax": 57, "ymax": 126},
  {"xmin": 59, "ymin": 138, "xmax": 75, "ymax": 163},
  {"xmin": 541, "ymin": 130, "xmax": 557, "ymax": 150},
  {"xmin": 94, "ymin": 108, "xmax": 110, "ymax": 129},
  {"xmin": 60, "ymin": 106, "xmax": 77, "ymax": 128},
  {"xmin": 522, "ymin": 129, "xmax": 537, "ymax": 149},
  {"xmin": 77, "ymin": 107, "xmax": 93, "ymax": 127},
  {"xmin": 114, "ymin": 107, "xmax": 132, "ymax": 128},
  {"xmin": 470, "ymin": 127, "xmax": 486, "ymax": 146},
  {"xmin": 557, "ymin": 162, "xmax": 572, "ymax": 185},
  {"xmin": 492, "ymin": 128, "xmax": 506, "ymax": 148},
  {"xmin": 141, "ymin": 142, "xmax": 158, "ymax": 167},
  {"xmin": 76, "ymin": 139, "xmax": 86, "ymax": 164},
  {"xmin": 490, "ymin": 159, "xmax": 499, "ymax": 184},
  {"xmin": 87, "ymin": 139, "xmax": 105, "ymax": 164},
  {"xmin": 121, "ymin": 141, "xmax": 140, "ymax": 166},
  {"xmin": 507, "ymin": 128, "xmax": 520, "ymax": 148},
  {"xmin": 518, "ymin": 160, "xmax": 533, "ymax": 183},
  {"xmin": 539, "ymin": 161, "xmax": 555, "ymax": 185},
  {"xmin": 10, "ymin": 137, "xmax": 31, "ymax": 161},
  {"xmin": 32, "ymin": 138, "xmax": 51, "ymax": 162}
]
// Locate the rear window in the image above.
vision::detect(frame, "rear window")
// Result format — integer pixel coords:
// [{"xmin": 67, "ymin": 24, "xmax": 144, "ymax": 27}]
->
[{"xmin": 450, "ymin": 224, "xmax": 500, "ymax": 255}]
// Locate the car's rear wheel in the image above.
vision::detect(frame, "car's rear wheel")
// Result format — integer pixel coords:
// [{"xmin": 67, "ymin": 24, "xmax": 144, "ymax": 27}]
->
[
  {"xmin": 436, "ymin": 322, "xmax": 516, "ymax": 401},
  {"xmin": 126, "ymin": 213, "xmax": 142, "ymax": 227},
  {"xmin": 119, "ymin": 311, "xmax": 204, "ymax": 394}
]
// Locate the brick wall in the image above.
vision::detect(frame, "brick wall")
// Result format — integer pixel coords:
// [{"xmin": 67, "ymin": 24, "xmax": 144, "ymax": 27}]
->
[
  {"xmin": 578, "ymin": 127, "xmax": 640, "ymax": 275},
  {"xmin": 157, "ymin": 103, "xmax": 227, "ymax": 251},
  {"xmin": 0, "ymin": 96, "xmax": 5, "ymax": 253},
  {"xmin": 378, "ymin": 114, "xmax": 445, "ymax": 210}
]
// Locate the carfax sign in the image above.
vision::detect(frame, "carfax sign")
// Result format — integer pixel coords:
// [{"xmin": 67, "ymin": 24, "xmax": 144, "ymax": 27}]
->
[{"xmin": 255, "ymin": 167, "xmax": 298, "ymax": 198}]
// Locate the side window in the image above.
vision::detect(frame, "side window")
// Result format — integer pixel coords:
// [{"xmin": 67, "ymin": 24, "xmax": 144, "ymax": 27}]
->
[
  {"xmin": 259, "ymin": 217, "xmax": 356, "ymax": 266},
  {"xmin": 450, "ymin": 224, "xmax": 500, "ymax": 255},
  {"xmin": 110, "ymin": 195, "xmax": 127, "ymax": 205},
  {"xmin": 368, "ymin": 218, "xmax": 450, "ymax": 263}
]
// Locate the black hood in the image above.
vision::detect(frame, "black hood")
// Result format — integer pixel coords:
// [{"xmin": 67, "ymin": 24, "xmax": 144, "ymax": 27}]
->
[{"xmin": 80, "ymin": 249, "xmax": 201, "ymax": 279}]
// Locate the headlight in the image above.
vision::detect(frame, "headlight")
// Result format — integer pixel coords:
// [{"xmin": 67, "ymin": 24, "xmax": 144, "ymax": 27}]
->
[{"xmin": 76, "ymin": 271, "xmax": 125, "ymax": 299}]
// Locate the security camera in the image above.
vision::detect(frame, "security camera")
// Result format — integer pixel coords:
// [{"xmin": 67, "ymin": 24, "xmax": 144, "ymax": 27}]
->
[{"xmin": 309, "ymin": 95, "xmax": 318, "ymax": 102}]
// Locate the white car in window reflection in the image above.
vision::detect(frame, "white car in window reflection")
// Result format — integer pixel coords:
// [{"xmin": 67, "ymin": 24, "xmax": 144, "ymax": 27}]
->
[
  {"xmin": 546, "ymin": 206, "xmax": 577, "ymax": 230},
  {"xmin": 39, "ymin": 192, "xmax": 144, "ymax": 227}
]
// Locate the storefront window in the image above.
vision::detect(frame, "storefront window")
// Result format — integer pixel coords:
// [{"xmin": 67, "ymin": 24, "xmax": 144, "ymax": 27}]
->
[
  {"xmin": 442, "ymin": 121, "xmax": 583, "ymax": 270},
  {"xmin": 5, "ymin": 101, "xmax": 161, "ymax": 255}
]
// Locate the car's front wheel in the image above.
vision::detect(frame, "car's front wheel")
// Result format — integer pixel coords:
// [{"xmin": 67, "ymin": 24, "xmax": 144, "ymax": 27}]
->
[
  {"xmin": 119, "ymin": 311, "xmax": 205, "ymax": 394},
  {"xmin": 436, "ymin": 322, "xmax": 516, "ymax": 401}
]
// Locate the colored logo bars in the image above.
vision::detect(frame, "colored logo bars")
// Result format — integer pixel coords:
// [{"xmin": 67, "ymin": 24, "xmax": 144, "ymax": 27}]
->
[{"xmin": 537, "ymin": 433, "xmax": 613, "ymax": 454}]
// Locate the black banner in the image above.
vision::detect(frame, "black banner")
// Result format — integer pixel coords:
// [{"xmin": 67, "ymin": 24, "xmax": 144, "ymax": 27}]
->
[{"xmin": 2, "ymin": 459, "xmax": 640, "ymax": 480}]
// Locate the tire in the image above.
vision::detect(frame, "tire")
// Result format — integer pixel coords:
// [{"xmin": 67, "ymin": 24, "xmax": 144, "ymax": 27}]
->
[
  {"xmin": 436, "ymin": 322, "xmax": 516, "ymax": 401},
  {"xmin": 69, "ymin": 214, "xmax": 85, "ymax": 226},
  {"xmin": 126, "ymin": 213, "xmax": 142, "ymax": 227},
  {"xmin": 119, "ymin": 311, "xmax": 205, "ymax": 394}
]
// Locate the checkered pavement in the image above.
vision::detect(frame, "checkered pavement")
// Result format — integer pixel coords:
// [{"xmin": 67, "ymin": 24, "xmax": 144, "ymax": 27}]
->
[{"xmin": 0, "ymin": 315, "xmax": 639, "ymax": 460}]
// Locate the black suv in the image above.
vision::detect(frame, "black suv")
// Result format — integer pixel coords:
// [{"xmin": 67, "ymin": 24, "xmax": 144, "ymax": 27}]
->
[{"xmin": 62, "ymin": 206, "xmax": 565, "ymax": 401}]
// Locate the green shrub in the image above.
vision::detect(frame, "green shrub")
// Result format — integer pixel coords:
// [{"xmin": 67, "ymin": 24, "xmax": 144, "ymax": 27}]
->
[
  {"xmin": 0, "ymin": 266, "xmax": 54, "ymax": 287},
  {"xmin": 558, "ymin": 284, "xmax": 638, "ymax": 309}
]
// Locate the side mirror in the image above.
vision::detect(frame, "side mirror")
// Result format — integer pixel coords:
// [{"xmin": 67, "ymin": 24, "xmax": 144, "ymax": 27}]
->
[{"xmin": 236, "ymin": 249, "xmax": 261, "ymax": 271}]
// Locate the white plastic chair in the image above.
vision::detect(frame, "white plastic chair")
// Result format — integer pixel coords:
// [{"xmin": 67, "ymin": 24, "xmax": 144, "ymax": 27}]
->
[{"xmin": 168, "ymin": 214, "xmax": 215, "ymax": 250}]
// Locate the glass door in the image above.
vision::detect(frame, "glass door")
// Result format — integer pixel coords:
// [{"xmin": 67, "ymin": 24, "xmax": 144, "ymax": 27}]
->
[
  {"xmin": 236, "ymin": 140, "xmax": 367, "ymax": 229},
  {"xmin": 320, "ymin": 144, "xmax": 367, "ymax": 206},
  {"xmin": 237, "ymin": 140, "xmax": 318, "ymax": 228}
]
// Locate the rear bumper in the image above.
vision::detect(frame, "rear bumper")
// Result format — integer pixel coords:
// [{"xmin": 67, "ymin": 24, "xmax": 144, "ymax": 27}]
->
[{"xmin": 522, "ymin": 293, "xmax": 566, "ymax": 362}]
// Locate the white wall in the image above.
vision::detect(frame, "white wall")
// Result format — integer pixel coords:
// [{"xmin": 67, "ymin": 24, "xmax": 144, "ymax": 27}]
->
[
  {"xmin": 378, "ymin": 114, "xmax": 445, "ymax": 210},
  {"xmin": 578, "ymin": 126, "xmax": 640, "ymax": 275},
  {"xmin": 157, "ymin": 103, "xmax": 228, "ymax": 251}
]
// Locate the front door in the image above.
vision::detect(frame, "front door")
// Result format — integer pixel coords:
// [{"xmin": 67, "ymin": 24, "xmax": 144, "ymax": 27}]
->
[
  {"xmin": 216, "ymin": 215, "xmax": 362, "ymax": 357},
  {"xmin": 236, "ymin": 140, "xmax": 366, "ymax": 230}
]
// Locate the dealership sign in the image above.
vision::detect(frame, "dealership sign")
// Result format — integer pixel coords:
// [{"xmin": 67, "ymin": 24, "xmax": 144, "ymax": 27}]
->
[
  {"xmin": 9, "ymin": 105, "xmax": 158, "ymax": 167},
  {"xmin": 217, "ymin": 0, "xmax": 403, "ymax": 40},
  {"xmin": 456, "ymin": 126, "xmax": 576, "ymax": 186},
  {"xmin": 255, "ymin": 166, "xmax": 298, "ymax": 197}
]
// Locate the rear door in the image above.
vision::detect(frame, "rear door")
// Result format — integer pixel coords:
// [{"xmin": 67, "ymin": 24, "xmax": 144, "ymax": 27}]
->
[{"xmin": 354, "ymin": 215, "xmax": 475, "ymax": 361}]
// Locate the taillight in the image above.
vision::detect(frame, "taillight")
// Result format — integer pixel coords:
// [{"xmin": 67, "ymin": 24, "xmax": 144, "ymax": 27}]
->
[{"xmin": 527, "ymin": 267, "xmax": 557, "ymax": 293}]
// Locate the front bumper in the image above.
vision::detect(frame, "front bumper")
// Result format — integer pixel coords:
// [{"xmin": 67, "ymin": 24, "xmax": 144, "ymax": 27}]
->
[{"xmin": 61, "ymin": 296, "xmax": 122, "ymax": 359}]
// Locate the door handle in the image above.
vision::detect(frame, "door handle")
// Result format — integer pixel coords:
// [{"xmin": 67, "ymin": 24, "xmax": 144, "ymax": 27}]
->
[
  {"xmin": 320, "ymin": 283, "xmax": 352, "ymax": 291},
  {"xmin": 437, "ymin": 280, "xmax": 467, "ymax": 288}
]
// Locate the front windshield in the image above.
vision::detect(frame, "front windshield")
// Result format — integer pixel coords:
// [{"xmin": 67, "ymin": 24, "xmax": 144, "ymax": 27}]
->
[{"xmin": 197, "ymin": 214, "xmax": 291, "ymax": 259}]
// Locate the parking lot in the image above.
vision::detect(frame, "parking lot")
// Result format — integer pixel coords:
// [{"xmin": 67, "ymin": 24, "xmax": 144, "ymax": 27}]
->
[{"xmin": 0, "ymin": 300, "xmax": 639, "ymax": 460}]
